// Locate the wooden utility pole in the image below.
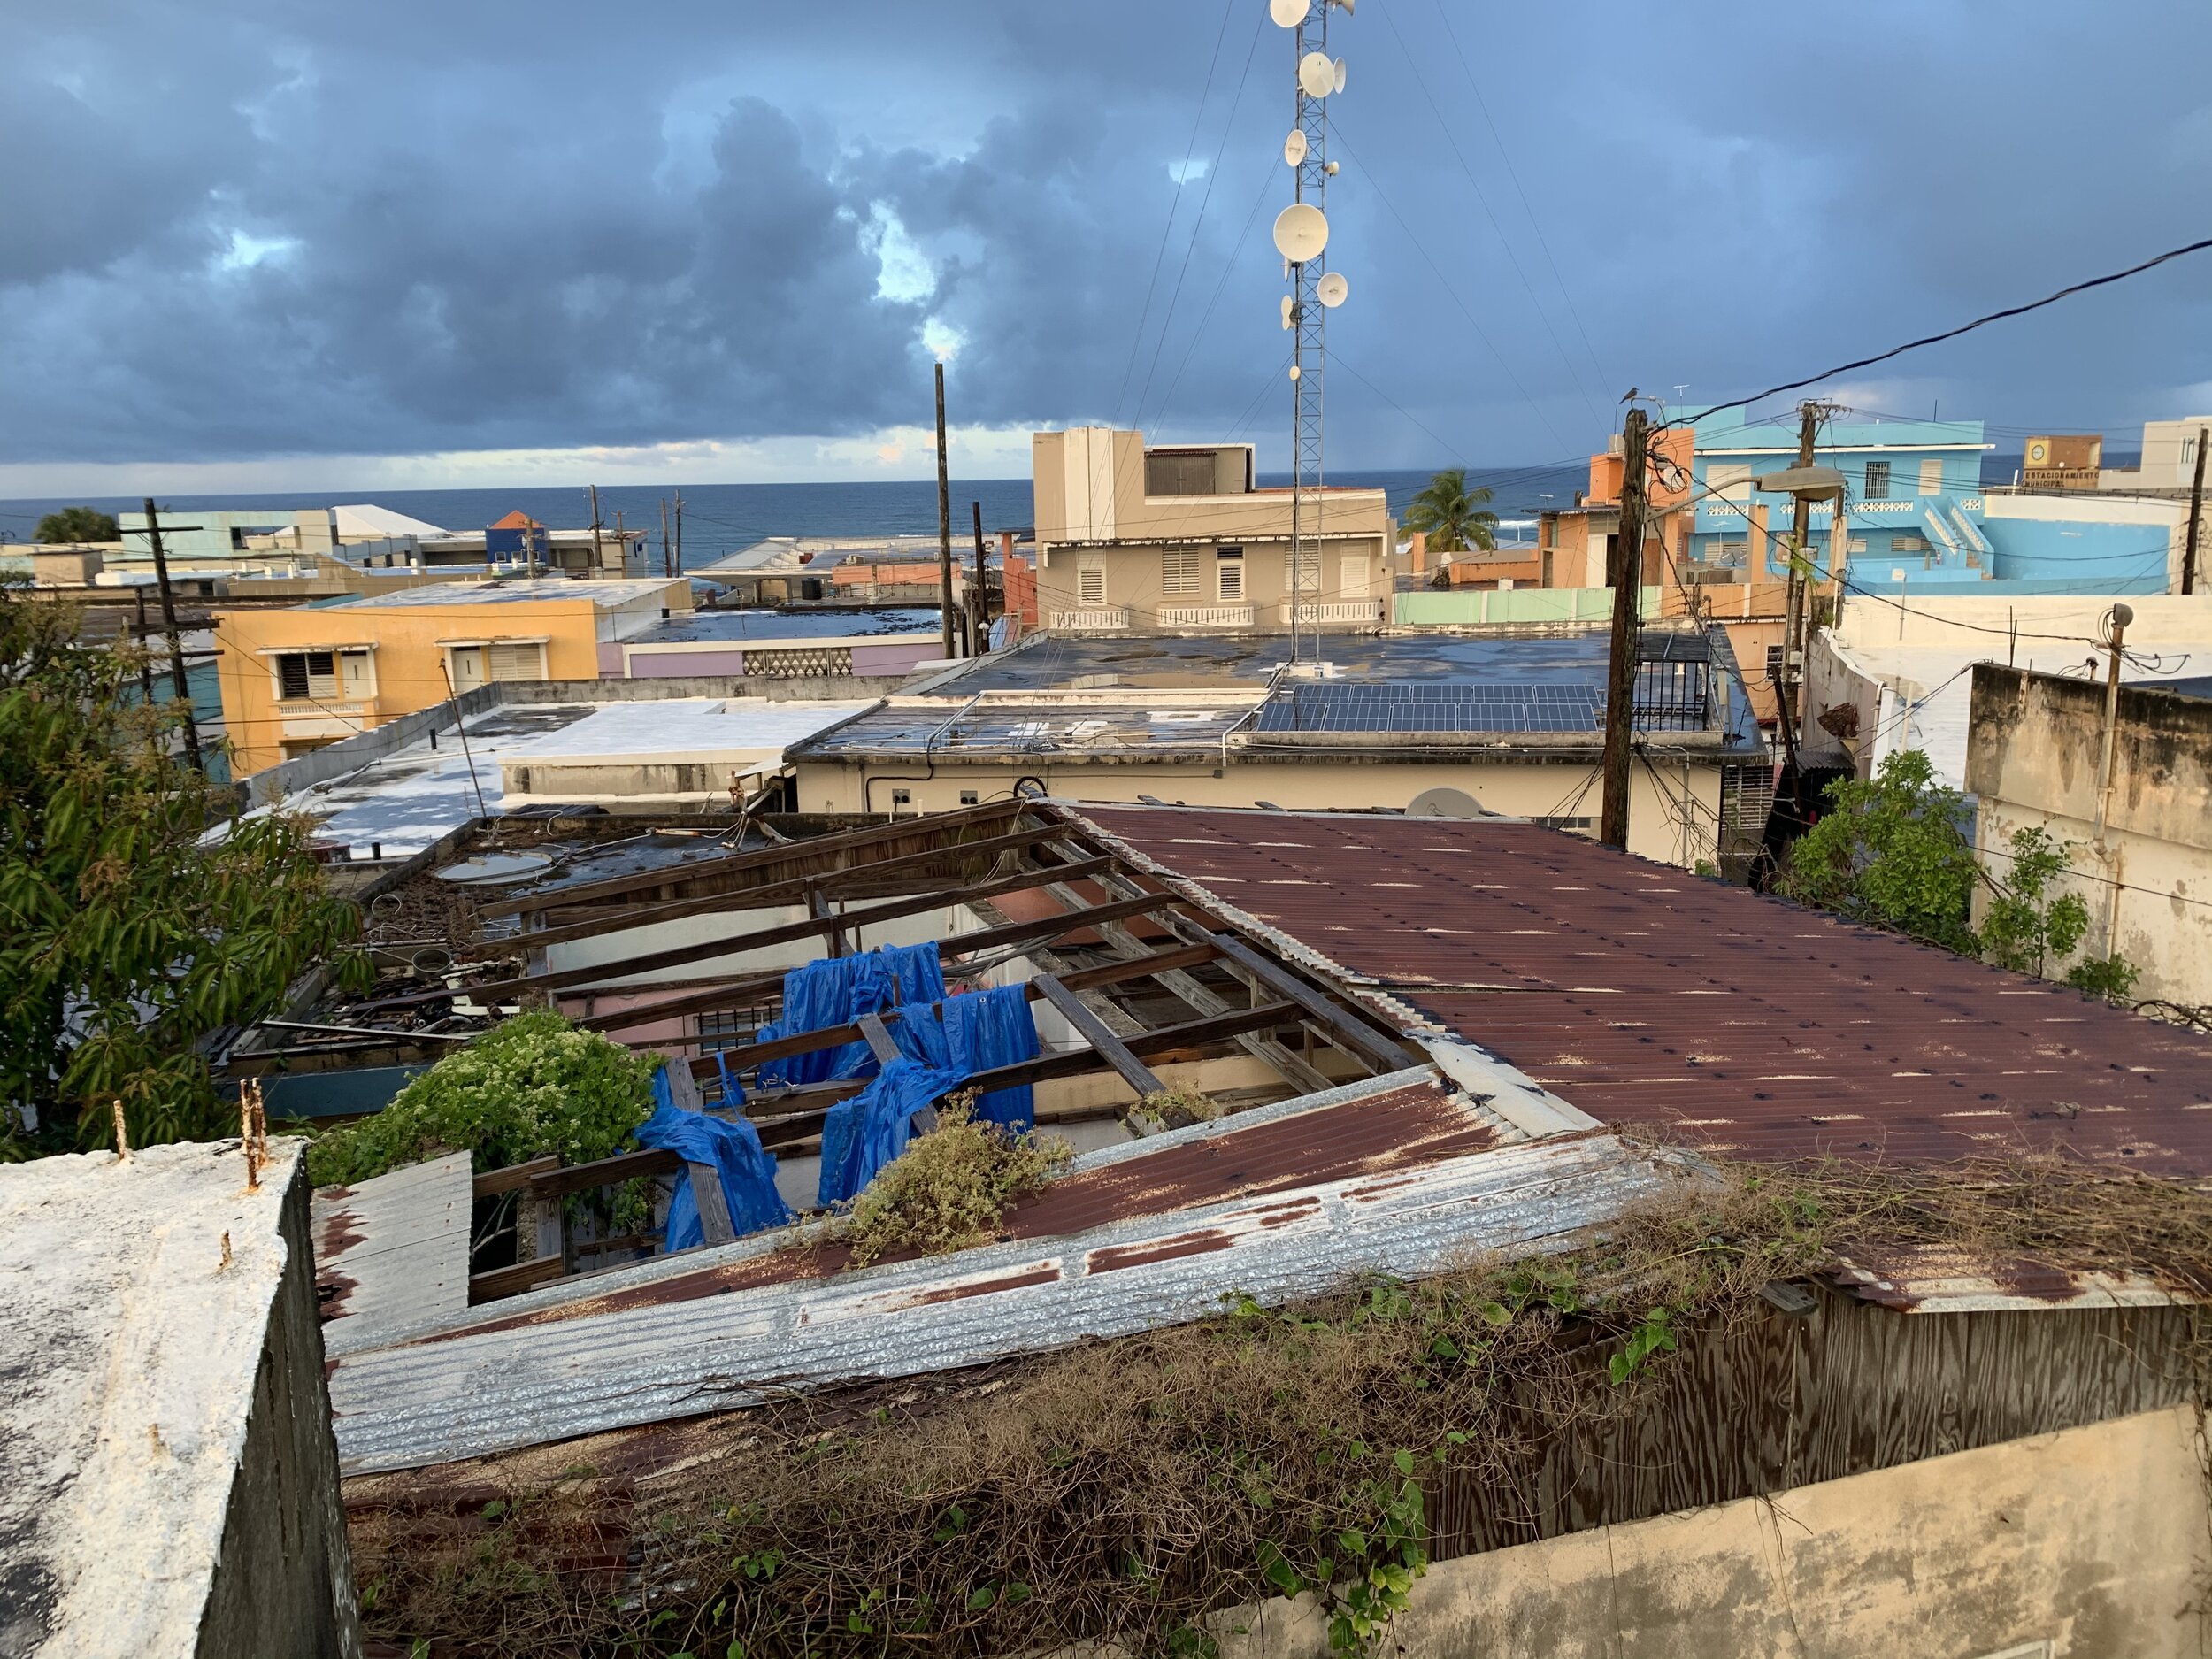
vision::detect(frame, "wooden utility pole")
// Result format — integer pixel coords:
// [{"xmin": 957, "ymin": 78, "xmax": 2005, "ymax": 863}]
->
[
  {"xmin": 133, "ymin": 587, "xmax": 155, "ymax": 703},
  {"xmin": 1599, "ymin": 406, "xmax": 1646, "ymax": 849},
  {"xmin": 971, "ymin": 499, "xmax": 989, "ymax": 654},
  {"xmin": 1779, "ymin": 402, "xmax": 1821, "ymax": 753},
  {"xmin": 673, "ymin": 488, "xmax": 684, "ymax": 577},
  {"xmin": 2183, "ymin": 425, "xmax": 2207, "ymax": 596},
  {"xmin": 2093, "ymin": 603, "xmax": 2133, "ymax": 957},
  {"xmin": 142, "ymin": 498, "xmax": 201, "ymax": 772},
  {"xmin": 660, "ymin": 497, "xmax": 672, "ymax": 579},
  {"xmin": 588, "ymin": 485, "xmax": 603, "ymax": 580},
  {"xmin": 934, "ymin": 360, "xmax": 955, "ymax": 660}
]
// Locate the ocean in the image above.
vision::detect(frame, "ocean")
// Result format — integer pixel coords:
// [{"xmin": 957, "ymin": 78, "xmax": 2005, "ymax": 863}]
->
[{"xmin": 0, "ymin": 465, "xmax": 1586, "ymax": 568}]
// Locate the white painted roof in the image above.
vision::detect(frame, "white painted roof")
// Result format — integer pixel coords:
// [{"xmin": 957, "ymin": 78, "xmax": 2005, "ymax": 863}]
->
[
  {"xmin": 341, "ymin": 579, "xmax": 675, "ymax": 611},
  {"xmin": 499, "ymin": 698, "xmax": 876, "ymax": 768},
  {"xmin": 334, "ymin": 503, "xmax": 449, "ymax": 539}
]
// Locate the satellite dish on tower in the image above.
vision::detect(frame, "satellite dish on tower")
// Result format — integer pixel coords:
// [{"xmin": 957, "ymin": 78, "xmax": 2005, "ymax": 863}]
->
[
  {"xmin": 1333, "ymin": 57, "xmax": 1348, "ymax": 93},
  {"xmin": 1280, "ymin": 296, "xmax": 1295, "ymax": 330},
  {"xmin": 1271, "ymin": 202, "xmax": 1329, "ymax": 263},
  {"xmin": 1317, "ymin": 271, "xmax": 1348, "ymax": 308},
  {"xmin": 1283, "ymin": 128, "xmax": 1308, "ymax": 167},
  {"xmin": 1408, "ymin": 786, "xmax": 1486, "ymax": 819},
  {"xmin": 1298, "ymin": 51, "xmax": 1335, "ymax": 97},
  {"xmin": 1269, "ymin": 0, "xmax": 1310, "ymax": 26}
]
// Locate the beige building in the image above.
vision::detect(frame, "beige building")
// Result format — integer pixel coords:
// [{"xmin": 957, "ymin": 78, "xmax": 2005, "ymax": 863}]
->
[
  {"xmin": 1965, "ymin": 663, "xmax": 2212, "ymax": 1007},
  {"xmin": 2098, "ymin": 415, "xmax": 2212, "ymax": 495},
  {"xmin": 1031, "ymin": 427, "xmax": 1392, "ymax": 633}
]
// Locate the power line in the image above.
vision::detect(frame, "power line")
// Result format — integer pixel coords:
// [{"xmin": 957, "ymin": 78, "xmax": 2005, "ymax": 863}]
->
[
  {"xmin": 1132, "ymin": 5, "xmax": 1270, "ymax": 432},
  {"xmin": 1663, "ymin": 234, "xmax": 2212, "ymax": 431},
  {"xmin": 1114, "ymin": 0, "xmax": 1240, "ymax": 429},
  {"xmin": 1370, "ymin": 0, "xmax": 1605, "ymax": 433}
]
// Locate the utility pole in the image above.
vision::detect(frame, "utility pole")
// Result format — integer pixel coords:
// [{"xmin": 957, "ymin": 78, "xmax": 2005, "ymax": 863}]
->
[
  {"xmin": 2183, "ymin": 425, "xmax": 2207, "ymax": 596},
  {"xmin": 588, "ymin": 484, "xmax": 603, "ymax": 581},
  {"xmin": 673, "ymin": 488, "xmax": 684, "ymax": 578},
  {"xmin": 660, "ymin": 497, "xmax": 672, "ymax": 579},
  {"xmin": 142, "ymin": 499, "xmax": 202, "ymax": 772},
  {"xmin": 934, "ymin": 360, "xmax": 955, "ymax": 660},
  {"xmin": 1779, "ymin": 402, "xmax": 1821, "ymax": 760},
  {"xmin": 1599, "ymin": 406, "xmax": 1646, "ymax": 850},
  {"xmin": 133, "ymin": 587, "xmax": 155, "ymax": 704},
  {"xmin": 2093, "ymin": 603, "xmax": 2133, "ymax": 958},
  {"xmin": 971, "ymin": 499, "xmax": 989, "ymax": 655},
  {"xmin": 614, "ymin": 508, "xmax": 626, "ymax": 574}
]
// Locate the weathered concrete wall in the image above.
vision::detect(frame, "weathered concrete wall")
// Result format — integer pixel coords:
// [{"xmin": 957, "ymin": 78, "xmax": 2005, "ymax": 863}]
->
[
  {"xmin": 1211, "ymin": 1404, "xmax": 2209, "ymax": 1659},
  {"xmin": 1966, "ymin": 663, "xmax": 2212, "ymax": 1003},
  {"xmin": 0, "ymin": 1141, "xmax": 361, "ymax": 1659}
]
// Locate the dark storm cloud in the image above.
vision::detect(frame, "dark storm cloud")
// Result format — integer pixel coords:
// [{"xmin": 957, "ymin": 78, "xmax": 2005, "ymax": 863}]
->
[{"xmin": 0, "ymin": 0, "xmax": 2208, "ymax": 468}]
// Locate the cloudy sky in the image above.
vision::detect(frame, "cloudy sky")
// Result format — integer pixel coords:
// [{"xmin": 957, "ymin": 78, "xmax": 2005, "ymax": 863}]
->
[{"xmin": 4, "ymin": 0, "xmax": 2209, "ymax": 493}]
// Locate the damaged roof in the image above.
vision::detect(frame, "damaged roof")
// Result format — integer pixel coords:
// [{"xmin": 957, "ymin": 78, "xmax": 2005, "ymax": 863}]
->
[{"xmin": 1062, "ymin": 803, "xmax": 2212, "ymax": 1177}]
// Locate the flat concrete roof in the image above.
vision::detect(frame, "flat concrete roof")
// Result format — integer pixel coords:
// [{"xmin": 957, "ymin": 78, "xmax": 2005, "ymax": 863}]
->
[
  {"xmin": 0, "ymin": 1139, "xmax": 306, "ymax": 1658},
  {"xmin": 334, "ymin": 579, "xmax": 675, "ymax": 611},
  {"xmin": 501, "ymin": 697, "xmax": 877, "ymax": 768},
  {"xmin": 630, "ymin": 606, "xmax": 941, "ymax": 645}
]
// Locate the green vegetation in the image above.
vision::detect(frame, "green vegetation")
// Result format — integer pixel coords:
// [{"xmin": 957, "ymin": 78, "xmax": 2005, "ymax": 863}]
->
[
  {"xmin": 305, "ymin": 1011, "xmax": 660, "ymax": 1187},
  {"xmin": 1397, "ymin": 467, "xmax": 1498, "ymax": 555},
  {"xmin": 1131, "ymin": 1083, "xmax": 1224, "ymax": 1133},
  {"xmin": 1781, "ymin": 749, "xmax": 2137, "ymax": 1001},
  {"xmin": 843, "ymin": 1093, "xmax": 1072, "ymax": 1266},
  {"xmin": 348, "ymin": 1155, "xmax": 2212, "ymax": 1659},
  {"xmin": 32, "ymin": 505, "xmax": 119, "ymax": 544},
  {"xmin": 0, "ymin": 588, "xmax": 363, "ymax": 1155}
]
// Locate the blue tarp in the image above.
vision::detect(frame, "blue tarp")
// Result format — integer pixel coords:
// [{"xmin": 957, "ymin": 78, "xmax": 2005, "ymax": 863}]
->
[
  {"xmin": 815, "ymin": 985, "xmax": 1042, "ymax": 1206},
  {"xmin": 636, "ymin": 1071, "xmax": 793, "ymax": 1248},
  {"xmin": 757, "ymin": 943, "xmax": 947, "ymax": 1087}
]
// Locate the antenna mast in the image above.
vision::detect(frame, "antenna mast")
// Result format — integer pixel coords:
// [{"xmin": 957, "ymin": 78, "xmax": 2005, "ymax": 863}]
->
[{"xmin": 1272, "ymin": 0, "xmax": 1349, "ymax": 666}]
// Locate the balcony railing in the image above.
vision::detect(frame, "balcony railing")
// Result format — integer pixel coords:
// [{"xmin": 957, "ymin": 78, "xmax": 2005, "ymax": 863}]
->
[
  {"xmin": 1048, "ymin": 606, "xmax": 1131, "ymax": 632},
  {"xmin": 1280, "ymin": 598, "xmax": 1385, "ymax": 626},
  {"xmin": 1156, "ymin": 603, "xmax": 1255, "ymax": 629}
]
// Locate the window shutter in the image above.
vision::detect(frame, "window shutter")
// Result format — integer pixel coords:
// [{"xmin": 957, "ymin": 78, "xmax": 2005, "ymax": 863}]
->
[
  {"xmin": 488, "ymin": 641, "xmax": 545, "ymax": 681},
  {"xmin": 1217, "ymin": 549, "xmax": 1244, "ymax": 600},
  {"xmin": 1337, "ymin": 553, "xmax": 1366, "ymax": 596},
  {"xmin": 1077, "ymin": 558, "xmax": 1105, "ymax": 604},
  {"xmin": 1918, "ymin": 457, "xmax": 1944, "ymax": 495},
  {"xmin": 1161, "ymin": 548, "xmax": 1198, "ymax": 595},
  {"xmin": 277, "ymin": 655, "xmax": 310, "ymax": 700}
]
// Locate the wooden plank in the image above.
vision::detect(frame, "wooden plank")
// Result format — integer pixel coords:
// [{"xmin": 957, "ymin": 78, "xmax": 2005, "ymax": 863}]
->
[
  {"xmin": 856, "ymin": 1012, "xmax": 902, "ymax": 1065},
  {"xmin": 476, "ymin": 822, "xmax": 1073, "ymax": 956},
  {"xmin": 681, "ymin": 941, "xmax": 1220, "ymax": 1079},
  {"xmin": 524, "ymin": 1147, "xmax": 686, "ymax": 1202},
  {"xmin": 810, "ymin": 885, "xmax": 850, "ymax": 956},
  {"xmin": 591, "ymin": 889, "xmax": 1196, "ymax": 1040},
  {"xmin": 474, "ymin": 799, "xmax": 1023, "ymax": 918},
  {"xmin": 686, "ymin": 1161, "xmax": 737, "ymax": 1246},
  {"xmin": 1032, "ymin": 973, "xmax": 1165, "ymax": 1100},
  {"xmin": 472, "ymin": 1155, "xmax": 559, "ymax": 1198},
  {"xmin": 362, "ymin": 856, "xmax": 1119, "ymax": 1010},
  {"xmin": 1209, "ymin": 933, "xmax": 1412, "ymax": 1072},
  {"xmin": 467, "ymin": 1256, "xmax": 565, "ymax": 1306}
]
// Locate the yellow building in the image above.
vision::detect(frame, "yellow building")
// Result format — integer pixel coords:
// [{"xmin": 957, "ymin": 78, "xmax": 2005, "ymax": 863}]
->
[
  {"xmin": 213, "ymin": 578, "xmax": 689, "ymax": 774},
  {"xmin": 1032, "ymin": 427, "xmax": 1393, "ymax": 633}
]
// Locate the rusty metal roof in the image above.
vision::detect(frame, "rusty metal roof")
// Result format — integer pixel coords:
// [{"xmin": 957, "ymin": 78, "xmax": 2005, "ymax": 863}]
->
[
  {"xmin": 1064, "ymin": 804, "xmax": 2212, "ymax": 1179},
  {"xmin": 312, "ymin": 1150, "xmax": 473, "ymax": 1355}
]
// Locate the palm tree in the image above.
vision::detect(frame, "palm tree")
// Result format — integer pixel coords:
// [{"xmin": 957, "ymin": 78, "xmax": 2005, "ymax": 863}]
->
[{"xmin": 1398, "ymin": 468, "xmax": 1498, "ymax": 554}]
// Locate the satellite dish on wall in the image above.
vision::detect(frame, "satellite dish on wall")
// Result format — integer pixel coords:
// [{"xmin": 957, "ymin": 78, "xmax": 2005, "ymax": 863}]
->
[
  {"xmin": 1270, "ymin": 0, "xmax": 1310, "ymax": 26},
  {"xmin": 1333, "ymin": 57, "xmax": 1348, "ymax": 94},
  {"xmin": 1271, "ymin": 202, "xmax": 1330, "ymax": 263},
  {"xmin": 1298, "ymin": 51, "xmax": 1335, "ymax": 97},
  {"xmin": 1283, "ymin": 128, "xmax": 1308, "ymax": 167},
  {"xmin": 1408, "ymin": 787, "xmax": 1485, "ymax": 819},
  {"xmin": 1316, "ymin": 271, "xmax": 1348, "ymax": 308},
  {"xmin": 1280, "ymin": 295, "xmax": 1295, "ymax": 330}
]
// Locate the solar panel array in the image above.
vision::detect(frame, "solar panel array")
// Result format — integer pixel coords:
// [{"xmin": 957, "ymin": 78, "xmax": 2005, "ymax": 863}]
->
[{"xmin": 1251, "ymin": 681, "xmax": 1605, "ymax": 734}]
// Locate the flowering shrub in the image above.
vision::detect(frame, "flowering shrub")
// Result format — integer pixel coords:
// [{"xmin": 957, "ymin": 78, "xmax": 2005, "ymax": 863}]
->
[{"xmin": 305, "ymin": 1010, "xmax": 659, "ymax": 1187}]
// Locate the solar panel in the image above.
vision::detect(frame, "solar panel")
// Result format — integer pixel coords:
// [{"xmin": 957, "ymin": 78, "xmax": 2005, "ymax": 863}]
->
[{"xmin": 1251, "ymin": 681, "xmax": 1604, "ymax": 734}]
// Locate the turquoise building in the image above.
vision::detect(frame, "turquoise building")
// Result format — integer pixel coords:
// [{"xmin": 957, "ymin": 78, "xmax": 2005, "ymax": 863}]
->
[{"xmin": 1678, "ymin": 407, "xmax": 2177, "ymax": 595}]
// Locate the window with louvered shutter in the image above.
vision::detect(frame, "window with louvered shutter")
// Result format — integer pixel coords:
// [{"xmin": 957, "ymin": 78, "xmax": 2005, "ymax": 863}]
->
[
  {"xmin": 1216, "ymin": 547, "xmax": 1243, "ymax": 600},
  {"xmin": 1161, "ymin": 549, "xmax": 1199, "ymax": 594},
  {"xmin": 488, "ymin": 641, "xmax": 545, "ymax": 681},
  {"xmin": 1077, "ymin": 558, "xmax": 1106, "ymax": 604}
]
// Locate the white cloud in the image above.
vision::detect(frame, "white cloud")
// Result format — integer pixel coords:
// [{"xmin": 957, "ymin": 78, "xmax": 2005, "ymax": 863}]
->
[
  {"xmin": 213, "ymin": 229, "xmax": 300, "ymax": 273},
  {"xmin": 1167, "ymin": 157, "xmax": 1208, "ymax": 185},
  {"xmin": 860, "ymin": 201, "xmax": 934, "ymax": 303}
]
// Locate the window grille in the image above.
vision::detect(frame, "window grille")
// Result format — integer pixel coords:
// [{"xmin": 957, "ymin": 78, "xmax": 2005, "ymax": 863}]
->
[{"xmin": 1864, "ymin": 460, "xmax": 1892, "ymax": 500}]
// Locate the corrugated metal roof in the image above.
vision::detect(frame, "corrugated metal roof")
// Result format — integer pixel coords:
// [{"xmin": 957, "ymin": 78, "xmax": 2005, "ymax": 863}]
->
[
  {"xmin": 1063, "ymin": 803, "xmax": 2212, "ymax": 1178},
  {"xmin": 327, "ymin": 1128, "xmax": 1671, "ymax": 1474},
  {"xmin": 1829, "ymin": 1248, "xmax": 2202, "ymax": 1313},
  {"xmin": 312, "ymin": 1151, "xmax": 473, "ymax": 1355}
]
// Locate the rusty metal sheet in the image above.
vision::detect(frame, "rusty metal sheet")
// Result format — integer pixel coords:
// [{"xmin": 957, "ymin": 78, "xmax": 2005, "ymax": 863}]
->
[
  {"xmin": 1061, "ymin": 804, "xmax": 2212, "ymax": 1179},
  {"xmin": 1829, "ymin": 1248, "xmax": 2203, "ymax": 1313},
  {"xmin": 327, "ymin": 1132, "xmax": 1675, "ymax": 1474},
  {"xmin": 313, "ymin": 1150, "xmax": 473, "ymax": 1353}
]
